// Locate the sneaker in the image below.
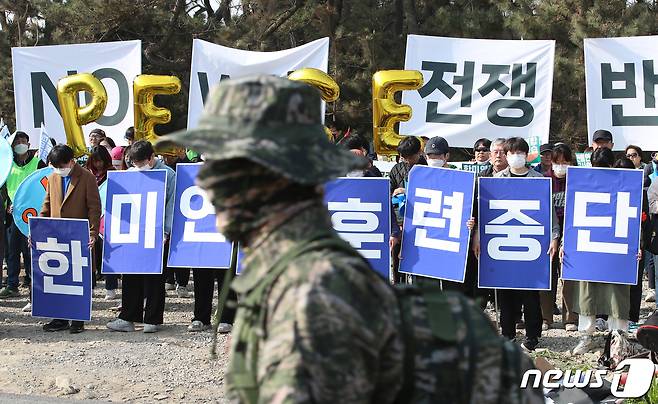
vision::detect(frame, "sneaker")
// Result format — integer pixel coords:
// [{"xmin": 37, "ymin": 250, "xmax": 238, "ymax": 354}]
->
[
  {"xmin": 553, "ymin": 304, "xmax": 561, "ymax": 316},
  {"xmin": 176, "ymin": 286, "xmax": 191, "ymax": 298},
  {"xmin": 43, "ymin": 319, "xmax": 70, "ymax": 332},
  {"xmin": 572, "ymin": 335, "xmax": 594, "ymax": 355},
  {"xmin": 218, "ymin": 323, "xmax": 233, "ymax": 333},
  {"xmin": 104, "ymin": 289, "xmax": 117, "ymax": 300},
  {"xmin": 187, "ymin": 320, "xmax": 209, "ymax": 332},
  {"xmin": 0, "ymin": 287, "xmax": 19, "ymax": 298},
  {"xmin": 565, "ymin": 323, "xmax": 578, "ymax": 332},
  {"xmin": 69, "ymin": 322, "xmax": 84, "ymax": 334},
  {"xmin": 165, "ymin": 283, "xmax": 175, "ymax": 291},
  {"xmin": 22, "ymin": 302, "xmax": 31, "ymax": 312},
  {"xmin": 143, "ymin": 323, "xmax": 159, "ymax": 333},
  {"xmin": 107, "ymin": 318, "xmax": 135, "ymax": 332},
  {"xmin": 542, "ymin": 321, "xmax": 550, "ymax": 331},
  {"xmin": 595, "ymin": 318, "xmax": 608, "ymax": 332},
  {"xmin": 646, "ymin": 290, "xmax": 656, "ymax": 303},
  {"xmin": 522, "ymin": 337, "xmax": 539, "ymax": 352}
]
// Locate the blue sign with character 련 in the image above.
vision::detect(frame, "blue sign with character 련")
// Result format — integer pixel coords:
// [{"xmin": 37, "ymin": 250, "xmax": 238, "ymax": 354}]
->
[{"xmin": 30, "ymin": 217, "xmax": 92, "ymax": 321}]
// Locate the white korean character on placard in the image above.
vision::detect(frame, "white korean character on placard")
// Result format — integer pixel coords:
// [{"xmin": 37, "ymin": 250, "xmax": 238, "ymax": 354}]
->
[
  {"xmin": 573, "ymin": 191, "xmax": 637, "ymax": 254},
  {"xmin": 485, "ymin": 200, "xmax": 544, "ymax": 261},
  {"xmin": 412, "ymin": 188, "xmax": 464, "ymax": 252},
  {"xmin": 328, "ymin": 198, "xmax": 384, "ymax": 259},
  {"xmin": 179, "ymin": 185, "xmax": 225, "ymax": 243},
  {"xmin": 110, "ymin": 192, "xmax": 158, "ymax": 248},
  {"xmin": 37, "ymin": 237, "xmax": 87, "ymax": 296}
]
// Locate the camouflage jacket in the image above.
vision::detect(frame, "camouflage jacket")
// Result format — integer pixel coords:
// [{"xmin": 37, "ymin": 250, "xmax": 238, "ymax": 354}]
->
[{"xmin": 227, "ymin": 204, "xmax": 404, "ymax": 403}]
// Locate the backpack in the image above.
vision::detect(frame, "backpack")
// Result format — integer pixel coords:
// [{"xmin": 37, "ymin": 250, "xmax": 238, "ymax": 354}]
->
[{"xmin": 216, "ymin": 235, "xmax": 540, "ymax": 404}]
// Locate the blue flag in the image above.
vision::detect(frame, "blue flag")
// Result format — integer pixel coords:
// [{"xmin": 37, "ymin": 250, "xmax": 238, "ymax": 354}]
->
[
  {"xmin": 399, "ymin": 166, "xmax": 475, "ymax": 282},
  {"xmin": 324, "ymin": 177, "xmax": 391, "ymax": 279},
  {"xmin": 102, "ymin": 170, "xmax": 166, "ymax": 275},
  {"xmin": 13, "ymin": 167, "xmax": 53, "ymax": 236},
  {"xmin": 30, "ymin": 217, "xmax": 92, "ymax": 321},
  {"xmin": 478, "ymin": 177, "xmax": 552, "ymax": 290},
  {"xmin": 168, "ymin": 163, "xmax": 233, "ymax": 269},
  {"xmin": 562, "ymin": 167, "xmax": 643, "ymax": 285}
]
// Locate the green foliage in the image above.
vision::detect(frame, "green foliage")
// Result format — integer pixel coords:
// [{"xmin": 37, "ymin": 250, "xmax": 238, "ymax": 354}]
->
[{"xmin": 0, "ymin": 0, "xmax": 657, "ymax": 150}]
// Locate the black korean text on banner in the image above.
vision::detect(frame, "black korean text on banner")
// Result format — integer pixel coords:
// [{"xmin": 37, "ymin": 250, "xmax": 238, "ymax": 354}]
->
[
  {"xmin": 585, "ymin": 36, "xmax": 658, "ymax": 150},
  {"xmin": 401, "ymin": 35, "xmax": 554, "ymax": 148},
  {"xmin": 11, "ymin": 40, "xmax": 141, "ymax": 146}
]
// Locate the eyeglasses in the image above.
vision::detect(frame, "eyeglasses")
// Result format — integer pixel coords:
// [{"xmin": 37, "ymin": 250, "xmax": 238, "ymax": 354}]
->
[
  {"xmin": 626, "ymin": 153, "xmax": 639, "ymax": 158},
  {"xmin": 474, "ymin": 147, "xmax": 489, "ymax": 152}
]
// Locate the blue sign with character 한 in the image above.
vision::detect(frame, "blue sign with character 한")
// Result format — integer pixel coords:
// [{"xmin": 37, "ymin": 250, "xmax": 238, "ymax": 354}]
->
[{"xmin": 30, "ymin": 217, "xmax": 92, "ymax": 321}]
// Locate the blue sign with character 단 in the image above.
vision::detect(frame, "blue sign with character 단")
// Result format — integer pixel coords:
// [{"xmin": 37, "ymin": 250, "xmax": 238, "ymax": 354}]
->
[
  {"xmin": 399, "ymin": 165, "xmax": 475, "ymax": 282},
  {"xmin": 30, "ymin": 217, "xmax": 92, "ymax": 321},
  {"xmin": 478, "ymin": 177, "xmax": 552, "ymax": 290},
  {"xmin": 324, "ymin": 177, "xmax": 391, "ymax": 279},
  {"xmin": 562, "ymin": 167, "xmax": 643, "ymax": 285},
  {"xmin": 102, "ymin": 170, "xmax": 166, "ymax": 275},
  {"xmin": 168, "ymin": 163, "xmax": 233, "ymax": 269}
]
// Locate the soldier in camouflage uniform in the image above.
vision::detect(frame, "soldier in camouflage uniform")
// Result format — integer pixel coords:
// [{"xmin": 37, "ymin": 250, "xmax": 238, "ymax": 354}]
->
[{"xmin": 160, "ymin": 76, "xmax": 543, "ymax": 404}]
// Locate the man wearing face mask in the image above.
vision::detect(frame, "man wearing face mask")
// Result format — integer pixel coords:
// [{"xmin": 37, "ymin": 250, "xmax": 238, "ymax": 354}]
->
[
  {"xmin": 0, "ymin": 132, "xmax": 46, "ymax": 298},
  {"xmin": 107, "ymin": 141, "xmax": 176, "ymax": 333},
  {"xmin": 39, "ymin": 145, "xmax": 101, "ymax": 333},
  {"xmin": 424, "ymin": 136, "xmax": 457, "ymax": 169},
  {"xmin": 490, "ymin": 137, "xmax": 561, "ymax": 351}
]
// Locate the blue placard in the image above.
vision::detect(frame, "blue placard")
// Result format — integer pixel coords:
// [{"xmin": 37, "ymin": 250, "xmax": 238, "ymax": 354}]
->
[
  {"xmin": 324, "ymin": 177, "xmax": 391, "ymax": 279},
  {"xmin": 102, "ymin": 170, "xmax": 166, "ymax": 275},
  {"xmin": 562, "ymin": 167, "xmax": 642, "ymax": 285},
  {"xmin": 478, "ymin": 177, "xmax": 552, "ymax": 290},
  {"xmin": 399, "ymin": 166, "xmax": 475, "ymax": 282},
  {"xmin": 168, "ymin": 163, "xmax": 233, "ymax": 269},
  {"xmin": 29, "ymin": 217, "xmax": 92, "ymax": 321},
  {"xmin": 13, "ymin": 167, "xmax": 53, "ymax": 236}
]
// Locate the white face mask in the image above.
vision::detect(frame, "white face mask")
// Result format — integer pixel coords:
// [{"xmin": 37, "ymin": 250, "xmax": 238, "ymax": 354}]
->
[
  {"xmin": 13, "ymin": 144, "xmax": 28, "ymax": 155},
  {"xmin": 54, "ymin": 167, "xmax": 72, "ymax": 177},
  {"xmin": 552, "ymin": 164, "xmax": 568, "ymax": 177},
  {"xmin": 427, "ymin": 158, "xmax": 445, "ymax": 168},
  {"xmin": 507, "ymin": 154, "xmax": 527, "ymax": 170}
]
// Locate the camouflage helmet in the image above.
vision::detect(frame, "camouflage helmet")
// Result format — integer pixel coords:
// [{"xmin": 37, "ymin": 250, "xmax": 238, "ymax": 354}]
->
[{"xmin": 157, "ymin": 75, "xmax": 364, "ymax": 185}]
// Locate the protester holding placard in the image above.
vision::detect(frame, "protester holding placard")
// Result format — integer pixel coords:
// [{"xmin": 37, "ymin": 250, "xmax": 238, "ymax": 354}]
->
[
  {"xmin": 39, "ymin": 145, "xmax": 101, "ymax": 333},
  {"xmin": 492, "ymin": 137, "xmax": 560, "ymax": 351},
  {"xmin": 107, "ymin": 141, "xmax": 175, "ymax": 333},
  {"xmin": 0, "ymin": 132, "xmax": 46, "ymax": 298}
]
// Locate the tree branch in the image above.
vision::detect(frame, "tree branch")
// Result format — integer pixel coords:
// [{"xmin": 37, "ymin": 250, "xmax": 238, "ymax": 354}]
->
[{"xmin": 259, "ymin": 0, "xmax": 305, "ymax": 41}]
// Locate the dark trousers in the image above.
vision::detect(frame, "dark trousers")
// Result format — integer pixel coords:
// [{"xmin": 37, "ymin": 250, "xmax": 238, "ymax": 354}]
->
[
  {"xmin": 192, "ymin": 269, "xmax": 237, "ymax": 325},
  {"xmin": 499, "ymin": 289, "xmax": 542, "ymax": 340},
  {"xmin": 7, "ymin": 221, "xmax": 29, "ymax": 289},
  {"xmin": 630, "ymin": 257, "xmax": 645, "ymax": 323},
  {"xmin": 645, "ymin": 251, "xmax": 656, "ymax": 289},
  {"xmin": 165, "ymin": 267, "xmax": 190, "ymax": 287},
  {"xmin": 539, "ymin": 255, "xmax": 560, "ymax": 323},
  {"xmin": 119, "ymin": 273, "xmax": 166, "ymax": 325},
  {"xmin": 442, "ymin": 249, "xmax": 489, "ymax": 305}
]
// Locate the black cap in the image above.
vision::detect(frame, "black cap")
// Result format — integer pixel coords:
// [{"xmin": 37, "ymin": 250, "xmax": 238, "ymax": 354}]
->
[
  {"xmin": 424, "ymin": 136, "xmax": 450, "ymax": 155},
  {"xmin": 592, "ymin": 129, "xmax": 613, "ymax": 143},
  {"xmin": 539, "ymin": 143, "xmax": 554, "ymax": 155}
]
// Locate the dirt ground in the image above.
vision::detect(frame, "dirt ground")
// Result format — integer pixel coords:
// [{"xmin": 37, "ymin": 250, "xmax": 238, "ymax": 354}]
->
[{"xmin": 0, "ymin": 277, "xmax": 653, "ymax": 402}]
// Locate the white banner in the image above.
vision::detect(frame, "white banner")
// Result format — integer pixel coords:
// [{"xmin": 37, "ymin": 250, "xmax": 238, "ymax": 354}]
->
[
  {"xmin": 401, "ymin": 35, "xmax": 555, "ymax": 148},
  {"xmin": 12, "ymin": 40, "xmax": 141, "ymax": 147},
  {"xmin": 585, "ymin": 36, "xmax": 658, "ymax": 150},
  {"xmin": 187, "ymin": 37, "xmax": 329, "ymax": 128}
]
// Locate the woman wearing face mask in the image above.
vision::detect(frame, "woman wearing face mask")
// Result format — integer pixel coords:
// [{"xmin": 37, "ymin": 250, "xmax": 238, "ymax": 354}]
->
[{"xmin": 540, "ymin": 143, "xmax": 578, "ymax": 333}]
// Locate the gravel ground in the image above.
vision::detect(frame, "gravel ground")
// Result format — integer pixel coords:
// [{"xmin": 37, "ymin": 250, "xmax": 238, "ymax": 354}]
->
[
  {"xmin": 0, "ymin": 279, "xmax": 230, "ymax": 403},
  {"xmin": 0, "ymin": 277, "xmax": 653, "ymax": 402}
]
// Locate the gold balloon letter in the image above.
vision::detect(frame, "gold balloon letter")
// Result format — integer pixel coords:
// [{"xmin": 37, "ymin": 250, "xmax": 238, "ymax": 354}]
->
[
  {"xmin": 372, "ymin": 70, "xmax": 423, "ymax": 155},
  {"xmin": 56, "ymin": 73, "xmax": 108, "ymax": 157},
  {"xmin": 133, "ymin": 75, "xmax": 181, "ymax": 155},
  {"xmin": 288, "ymin": 68, "xmax": 339, "ymax": 102}
]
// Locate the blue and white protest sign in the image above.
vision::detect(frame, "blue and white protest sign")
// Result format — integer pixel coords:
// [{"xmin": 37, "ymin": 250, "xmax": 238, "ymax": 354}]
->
[
  {"xmin": 168, "ymin": 163, "xmax": 233, "ymax": 269},
  {"xmin": 13, "ymin": 167, "xmax": 53, "ymax": 236},
  {"xmin": 562, "ymin": 167, "xmax": 643, "ymax": 285},
  {"xmin": 29, "ymin": 217, "xmax": 92, "ymax": 321},
  {"xmin": 478, "ymin": 177, "xmax": 552, "ymax": 290},
  {"xmin": 38, "ymin": 123, "xmax": 53, "ymax": 163},
  {"xmin": 324, "ymin": 177, "xmax": 390, "ymax": 279},
  {"xmin": 0, "ymin": 135, "xmax": 13, "ymax": 188},
  {"xmin": 102, "ymin": 170, "xmax": 166, "ymax": 275},
  {"xmin": 399, "ymin": 166, "xmax": 475, "ymax": 282}
]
